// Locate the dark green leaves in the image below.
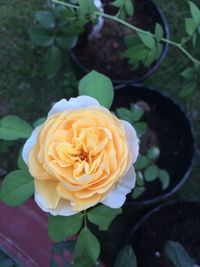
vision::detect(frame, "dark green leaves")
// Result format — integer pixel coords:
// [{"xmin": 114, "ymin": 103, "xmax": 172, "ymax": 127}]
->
[
  {"xmin": 185, "ymin": 2, "xmax": 200, "ymax": 38},
  {"xmin": 164, "ymin": 241, "xmax": 195, "ymax": 267},
  {"xmin": 0, "ymin": 170, "xmax": 34, "ymax": 206},
  {"xmin": 147, "ymin": 147, "xmax": 160, "ymax": 160},
  {"xmin": 87, "ymin": 205, "xmax": 122, "ymax": 231},
  {"xmin": 189, "ymin": 1, "xmax": 200, "ymax": 25},
  {"xmin": 185, "ymin": 18, "xmax": 196, "ymax": 36},
  {"xmin": 78, "ymin": 0, "xmax": 96, "ymax": 16},
  {"xmin": 35, "ymin": 10, "xmax": 55, "ymax": 29},
  {"xmin": 114, "ymin": 245, "xmax": 137, "ymax": 267},
  {"xmin": 112, "ymin": 0, "xmax": 134, "ymax": 17},
  {"xmin": 180, "ymin": 67, "xmax": 198, "ymax": 98},
  {"xmin": 138, "ymin": 32, "xmax": 155, "ymax": 49},
  {"xmin": 44, "ymin": 46, "xmax": 62, "ymax": 78},
  {"xmin": 29, "ymin": 26, "xmax": 54, "ymax": 47},
  {"xmin": 48, "ymin": 213, "xmax": 83, "ymax": 242},
  {"xmin": 74, "ymin": 228, "xmax": 100, "ymax": 267},
  {"xmin": 158, "ymin": 169, "xmax": 170, "ymax": 190},
  {"xmin": 79, "ymin": 70, "xmax": 114, "ymax": 109},
  {"xmin": 144, "ymin": 164, "xmax": 159, "ymax": 182},
  {"xmin": 0, "ymin": 115, "xmax": 33, "ymax": 140}
]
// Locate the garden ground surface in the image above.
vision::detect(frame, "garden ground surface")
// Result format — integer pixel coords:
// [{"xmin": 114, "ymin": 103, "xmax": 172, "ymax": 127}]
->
[{"xmin": 0, "ymin": 0, "xmax": 200, "ymax": 265}]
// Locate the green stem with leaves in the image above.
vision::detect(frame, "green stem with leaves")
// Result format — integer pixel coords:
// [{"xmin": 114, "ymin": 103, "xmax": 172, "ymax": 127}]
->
[{"xmin": 51, "ymin": 0, "xmax": 200, "ymax": 66}]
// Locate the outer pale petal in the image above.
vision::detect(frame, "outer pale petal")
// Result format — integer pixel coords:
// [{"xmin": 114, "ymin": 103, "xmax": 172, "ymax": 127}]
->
[
  {"xmin": 48, "ymin": 96, "xmax": 100, "ymax": 117},
  {"xmin": 101, "ymin": 166, "xmax": 136, "ymax": 208},
  {"xmin": 22, "ymin": 126, "xmax": 40, "ymax": 164},
  {"xmin": 35, "ymin": 193, "xmax": 78, "ymax": 216},
  {"xmin": 122, "ymin": 120, "xmax": 139, "ymax": 164}
]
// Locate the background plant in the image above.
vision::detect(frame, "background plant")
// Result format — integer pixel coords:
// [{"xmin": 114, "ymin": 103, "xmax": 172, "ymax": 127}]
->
[{"xmin": 116, "ymin": 103, "xmax": 170, "ymax": 200}]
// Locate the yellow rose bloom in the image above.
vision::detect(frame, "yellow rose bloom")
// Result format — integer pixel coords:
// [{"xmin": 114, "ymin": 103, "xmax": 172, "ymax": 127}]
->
[{"xmin": 22, "ymin": 96, "xmax": 139, "ymax": 215}]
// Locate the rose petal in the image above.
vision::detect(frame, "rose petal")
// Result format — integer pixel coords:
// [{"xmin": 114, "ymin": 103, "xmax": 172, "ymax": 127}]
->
[
  {"xmin": 22, "ymin": 126, "xmax": 40, "ymax": 164},
  {"xmin": 122, "ymin": 120, "xmax": 139, "ymax": 164},
  {"xmin": 35, "ymin": 193, "xmax": 49, "ymax": 213},
  {"xmin": 49, "ymin": 199, "xmax": 78, "ymax": 216},
  {"xmin": 48, "ymin": 96, "xmax": 100, "ymax": 117},
  {"xmin": 101, "ymin": 166, "xmax": 136, "ymax": 208}
]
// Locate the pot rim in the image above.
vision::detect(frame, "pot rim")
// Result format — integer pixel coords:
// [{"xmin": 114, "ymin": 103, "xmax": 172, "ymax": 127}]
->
[
  {"xmin": 114, "ymin": 84, "xmax": 196, "ymax": 206},
  {"xmin": 70, "ymin": 0, "xmax": 170, "ymax": 84}
]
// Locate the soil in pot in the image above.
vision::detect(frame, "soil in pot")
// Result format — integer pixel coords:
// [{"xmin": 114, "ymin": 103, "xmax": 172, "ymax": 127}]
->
[
  {"xmin": 128, "ymin": 201, "xmax": 200, "ymax": 266},
  {"xmin": 72, "ymin": 0, "xmax": 168, "ymax": 82},
  {"xmin": 112, "ymin": 85, "xmax": 195, "ymax": 204}
]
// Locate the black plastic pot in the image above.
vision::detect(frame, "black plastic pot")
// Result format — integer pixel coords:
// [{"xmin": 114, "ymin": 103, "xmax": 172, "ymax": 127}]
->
[
  {"xmin": 111, "ymin": 84, "xmax": 196, "ymax": 205},
  {"xmin": 70, "ymin": 0, "xmax": 169, "ymax": 84},
  {"xmin": 126, "ymin": 201, "xmax": 200, "ymax": 267}
]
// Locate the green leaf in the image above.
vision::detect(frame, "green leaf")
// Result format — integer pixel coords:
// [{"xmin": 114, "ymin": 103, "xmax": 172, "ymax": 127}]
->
[
  {"xmin": 112, "ymin": 0, "xmax": 124, "ymax": 8},
  {"xmin": 123, "ymin": 44, "xmax": 148, "ymax": 62},
  {"xmin": 138, "ymin": 32, "xmax": 155, "ymax": 49},
  {"xmin": 74, "ymin": 228, "xmax": 100, "ymax": 267},
  {"xmin": 131, "ymin": 185, "xmax": 145, "ymax": 199},
  {"xmin": 134, "ymin": 122, "xmax": 147, "ymax": 137},
  {"xmin": 147, "ymin": 147, "xmax": 160, "ymax": 160},
  {"xmin": 158, "ymin": 169, "xmax": 170, "ymax": 190},
  {"xmin": 116, "ymin": 108, "xmax": 135, "ymax": 124},
  {"xmin": 155, "ymin": 43, "xmax": 163, "ymax": 60},
  {"xmin": 179, "ymin": 82, "xmax": 196, "ymax": 98},
  {"xmin": 78, "ymin": 70, "xmax": 114, "ymax": 109},
  {"xmin": 0, "ymin": 115, "xmax": 33, "ymax": 140},
  {"xmin": 33, "ymin": 117, "xmax": 46, "ymax": 128},
  {"xmin": 125, "ymin": 0, "xmax": 134, "ymax": 16},
  {"xmin": 130, "ymin": 104, "xmax": 144, "ymax": 121},
  {"xmin": 180, "ymin": 67, "xmax": 196, "ymax": 80},
  {"xmin": 155, "ymin": 23, "xmax": 164, "ymax": 42},
  {"xmin": 35, "ymin": 10, "xmax": 55, "ymax": 29},
  {"xmin": 135, "ymin": 155, "xmax": 150, "ymax": 169},
  {"xmin": 164, "ymin": 240, "xmax": 195, "ymax": 267},
  {"xmin": 192, "ymin": 32, "xmax": 197, "ymax": 46},
  {"xmin": 114, "ymin": 245, "xmax": 137, "ymax": 267},
  {"xmin": 144, "ymin": 164, "xmax": 159, "ymax": 182},
  {"xmin": 0, "ymin": 170, "xmax": 34, "ymax": 206},
  {"xmin": 44, "ymin": 46, "xmax": 62, "ymax": 78},
  {"xmin": 185, "ymin": 18, "xmax": 197, "ymax": 36},
  {"xmin": 48, "ymin": 213, "xmax": 83, "ymax": 242},
  {"xmin": 144, "ymin": 47, "xmax": 157, "ymax": 67},
  {"xmin": 189, "ymin": 1, "xmax": 200, "ymax": 25},
  {"xmin": 56, "ymin": 35, "xmax": 77, "ymax": 49},
  {"xmin": 87, "ymin": 205, "xmax": 122, "ymax": 231},
  {"xmin": 124, "ymin": 34, "xmax": 140, "ymax": 47},
  {"xmin": 136, "ymin": 171, "xmax": 145, "ymax": 186},
  {"xmin": 29, "ymin": 26, "xmax": 54, "ymax": 47},
  {"xmin": 78, "ymin": 0, "xmax": 96, "ymax": 16},
  {"xmin": 18, "ymin": 149, "xmax": 28, "ymax": 171}
]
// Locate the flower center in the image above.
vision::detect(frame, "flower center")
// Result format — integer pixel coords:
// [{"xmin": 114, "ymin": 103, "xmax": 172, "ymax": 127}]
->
[{"xmin": 79, "ymin": 151, "xmax": 89, "ymax": 162}]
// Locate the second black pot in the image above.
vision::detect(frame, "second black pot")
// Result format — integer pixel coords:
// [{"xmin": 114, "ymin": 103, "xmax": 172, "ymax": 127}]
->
[{"xmin": 111, "ymin": 84, "xmax": 196, "ymax": 205}]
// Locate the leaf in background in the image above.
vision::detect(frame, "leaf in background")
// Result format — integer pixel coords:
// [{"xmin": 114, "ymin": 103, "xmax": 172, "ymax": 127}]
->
[
  {"xmin": 44, "ymin": 46, "xmax": 62, "ymax": 79},
  {"xmin": 130, "ymin": 104, "xmax": 144, "ymax": 122},
  {"xmin": 79, "ymin": 70, "xmax": 114, "ymax": 109},
  {"xmin": 124, "ymin": 34, "xmax": 140, "ymax": 47},
  {"xmin": 18, "ymin": 149, "xmax": 28, "ymax": 171},
  {"xmin": 192, "ymin": 32, "xmax": 197, "ymax": 46},
  {"xmin": 0, "ymin": 170, "xmax": 34, "ymax": 206},
  {"xmin": 116, "ymin": 108, "xmax": 135, "ymax": 124},
  {"xmin": 131, "ymin": 185, "xmax": 145, "ymax": 199},
  {"xmin": 138, "ymin": 32, "xmax": 155, "ymax": 49},
  {"xmin": 134, "ymin": 155, "xmax": 150, "ymax": 170},
  {"xmin": 29, "ymin": 26, "xmax": 54, "ymax": 47},
  {"xmin": 74, "ymin": 228, "xmax": 100, "ymax": 267},
  {"xmin": 144, "ymin": 164, "xmax": 159, "ymax": 182},
  {"xmin": 189, "ymin": 1, "xmax": 200, "ymax": 25},
  {"xmin": 134, "ymin": 122, "xmax": 148, "ymax": 137},
  {"xmin": 78, "ymin": 0, "xmax": 96, "ymax": 16},
  {"xmin": 179, "ymin": 82, "xmax": 196, "ymax": 98},
  {"xmin": 114, "ymin": 245, "xmax": 137, "ymax": 267},
  {"xmin": 180, "ymin": 67, "xmax": 196, "ymax": 80},
  {"xmin": 35, "ymin": 10, "xmax": 55, "ymax": 29},
  {"xmin": 125, "ymin": 0, "xmax": 134, "ymax": 16},
  {"xmin": 185, "ymin": 18, "xmax": 197, "ymax": 36},
  {"xmin": 164, "ymin": 240, "xmax": 195, "ymax": 267},
  {"xmin": 144, "ymin": 47, "xmax": 157, "ymax": 67},
  {"xmin": 123, "ymin": 44, "xmax": 148, "ymax": 63},
  {"xmin": 112, "ymin": 0, "xmax": 124, "ymax": 8},
  {"xmin": 48, "ymin": 213, "xmax": 83, "ymax": 242},
  {"xmin": 87, "ymin": 205, "xmax": 122, "ymax": 231},
  {"xmin": 56, "ymin": 35, "xmax": 78, "ymax": 49},
  {"xmin": 158, "ymin": 169, "xmax": 170, "ymax": 190},
  {"xmin": 155, "ymin": 23, "xmax": 164, "ymax": 42},
  {"xmin": 0, "ymin": 115, "xmax": 33, "ymax": 140},
  {"xmin": 147, "ymin": 147, "xmax": 160, "ymax": 161},
  {"xmin": 33, "ymin": 117, "xmax": 46, "ymax": 128},
  {"xmin": 155, "ymin": 43, "xmax": 163, "ymax": 60}
]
